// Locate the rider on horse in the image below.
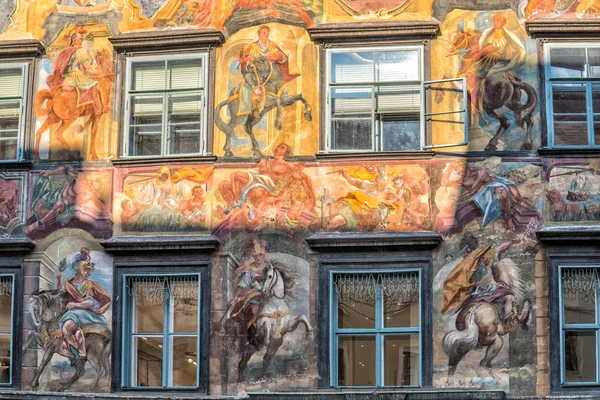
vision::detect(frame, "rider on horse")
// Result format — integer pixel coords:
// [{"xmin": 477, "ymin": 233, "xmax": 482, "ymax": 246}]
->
[
  {"xmin": 224, "ymin": 237, "xmax": 269, "ymax": 346},
  {"xmin": 238, "ymin": 25, "xmax": 299, "ymax": 119},
  {"xmin": 47, "ymin": 30, "xmax": 106, "ymax": 116}
]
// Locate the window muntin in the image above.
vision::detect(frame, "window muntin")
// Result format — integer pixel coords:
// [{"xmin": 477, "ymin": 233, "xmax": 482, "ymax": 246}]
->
[
  {"xmin": 330, "ymin": 270, "xmax": 421, "ymax": 387},
  {"xmin": 326, "ymin": 47, "xmax": 468, "ymax": 152},
  {"xmin": 545, "ymin": 44, "xmax": 600, "ymax": 148},
  {"xmin": 0, "ymin": 64, "xmax": 27, "ymax": 161},
  {"xmin": 124, "ymin": 55, "xmax": 207, "ymax": 158},
  {"xmin": 0, "ymin": 275, "xmax": 14, "ymax": 386},
  {"xmin": 327, "ymin": 48, "xmax": 423, "ymax": 152},
  {"xmin": 559, "ymin": 266, "xmax": 600, "ymax": 385},
  {"xmin": 123, "ymin": 274, "xmax": 200, "ymax": 389}
]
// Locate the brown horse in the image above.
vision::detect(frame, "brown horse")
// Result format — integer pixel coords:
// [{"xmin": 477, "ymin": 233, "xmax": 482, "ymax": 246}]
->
[
  {"xmin": 34, "ymin": 49, "xmax": 114, "ymax": 160},
  {"xmin": 438, "ymin": 29, "xmax": 537, "ymax": 152}
]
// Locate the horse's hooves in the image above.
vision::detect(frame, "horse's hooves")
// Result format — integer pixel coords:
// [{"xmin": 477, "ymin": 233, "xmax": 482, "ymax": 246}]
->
[
  {"xmin": 275, "ymin": 121, "xmax": 282, "ymax": 130},
  {"xmin": 224, "ymin": 151, "xmax": 234, "ymax": 157},
  {"xmin": 485, "ymin": 144, "xmax": 497, "ymax": 152},
  {"xmin": 304, "ymin": 112, "xmax": 312, "ymax": 122}
]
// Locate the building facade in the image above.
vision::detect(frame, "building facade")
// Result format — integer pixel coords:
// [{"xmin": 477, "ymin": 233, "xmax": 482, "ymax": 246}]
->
[{"xmin": 0, "ymin": 0, "xmax": 598, "ymax": 398}]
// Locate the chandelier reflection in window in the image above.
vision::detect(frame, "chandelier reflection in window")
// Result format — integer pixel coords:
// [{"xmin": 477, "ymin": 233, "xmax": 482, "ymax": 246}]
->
[
  {"xmin": 126, "ymin": 276, "xmax": 198, "ymax": 307},
  {"xmin": 334, "ymin": 272, "xmax": 419, "ymax": 310},
  {"xmin": 562, "ymin": 268, "xmax": 599, "ymax": 304}
]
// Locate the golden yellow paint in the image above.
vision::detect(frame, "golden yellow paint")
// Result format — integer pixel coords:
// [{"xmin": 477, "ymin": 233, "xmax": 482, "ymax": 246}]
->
[{"xmin": 323, "ymin": 0, "xmax": 433, "ymax": 23}]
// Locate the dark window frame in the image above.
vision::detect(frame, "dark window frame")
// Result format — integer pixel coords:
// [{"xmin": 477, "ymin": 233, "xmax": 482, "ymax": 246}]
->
[
  {"xmin": 539, "ymin": 228, "xmax": 600, "ymax": 395},
  {"xmin": 108, "ymin": 30, "xmax": 223, "ymax": 164},
  {"xmin": 103, "ymin": 235, "xmax": 218, "ymax": 393},
  {"xmin": 307, "ymin": 231, "xmax": 441, "ymax": 389}
]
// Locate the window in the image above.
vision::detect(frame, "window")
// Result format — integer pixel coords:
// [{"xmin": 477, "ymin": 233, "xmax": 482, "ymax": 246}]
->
[
  {"xmin": 123, "ymin": 274, "xmax": 201, "ymax": 388},
  {"xmin": 330, "ymin": 270, "xmax": 421, "ymax": 387},
  {"xmin": 325, "ymin": 47, "xmax": 467, "ymax": 152},
  {"xmin": 123, "ymin": 54, "xmax": 208, "ymax": 157},
  {"xmin": 0, "ymin": 275, "xmax": 14, "ymax": 386},
  {"xmin": 559, "ymin": 266, "xmax": 600, "ymax": 385},
  {"xmin": 545, "ymin": 43, "xmax": 600, "ymax": 148},
  {"xmin": 0, "ymin": 64, "xmax": 27, "ymax": 161}
]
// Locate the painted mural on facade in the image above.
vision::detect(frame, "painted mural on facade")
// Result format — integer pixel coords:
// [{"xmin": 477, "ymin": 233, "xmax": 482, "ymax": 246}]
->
[
  {"xmin": 432, "ymin": 229, "xmax": 537, "ymax": 394},
  {"xmin": 526, "ymin": 0, "xmax": 600, "ymax": 19},
  {"xmin": 214, "ymin": 23, "xmax": 318, "ymax": 157},
  {"xmin": 545, "ymin": 158, "xmax": 600, "ymax": 222},
  {"xmin": 114, "ymin": 165, "xmax": 211, "ymax": 234},
  {"xmin": 433, "ymin": 10, "xmax": 540, "ymax": 152},
  {"xmin": 323, "ymin": 0, "xmax": 433, "ymax": 22},
  {"xmin": 24, "ymin": 236, "xmax": 113, "ymax": 392},
  {"xmin": 27, "ymin": 167, "xmax": 112, "ymax": 240},
  {"xmin": 0, "ymin": 172, "xmax": 27, "ymax": 238},
  {"xmin": 34, "ymin": 24, "xmax": 117, "ymax": 161},
  {"xmin": 215, "ymin": 235, "xmax": 314, "ymax": 395},
  {"xmin": 319, "ymin": 162, "xmax": 430, "ymax": 232}
]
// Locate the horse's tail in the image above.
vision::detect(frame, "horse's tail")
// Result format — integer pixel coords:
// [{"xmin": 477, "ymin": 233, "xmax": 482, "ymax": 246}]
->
[
  {"xmin": 34, "ymin": 89, "xmax": 53, "ymax": 117},
  {"xmin": 100, "ymin": 335, "xmax": 112, "ymax": 378},
  {"xmin": 214, "ymin": 99, "xmax": 236, "ymax": 138},
  {"xmin": 442, "ymin": 307, "xmax": 479, "ymax": 372},
  {"xmin": 511, "ymin": 79, "xmax": 538, "ymax": 128}
]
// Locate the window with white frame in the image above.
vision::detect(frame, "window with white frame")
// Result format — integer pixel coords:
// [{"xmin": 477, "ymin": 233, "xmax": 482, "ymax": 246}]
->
[
  {"xmin": 545, "ymin": 44, "xmax": 600, "ymax": 148},
  {"xmin": 0, "ymin": 64, "xmax": 27, "ymax": 161},
  {"xmin": 124, "ymin": 55, "xmax": 207, "ymax": 157},
  {"xmin": 123, "ymin": 275, "xmax": 200, "ymax": 388},
  {"xmin": 0, "ymin": 275, "xmax": 14, "ymax": 386},
  {"xmin": 559, "ymin": 266, "xmax": 600, "ymax": 385},
  {"xmin": 330, "ymin": 271, "xmax": 421, "ymax": 387},
  {"xmin": 326, "ymin": 47, "xmax": 467, "ymax": 152}
]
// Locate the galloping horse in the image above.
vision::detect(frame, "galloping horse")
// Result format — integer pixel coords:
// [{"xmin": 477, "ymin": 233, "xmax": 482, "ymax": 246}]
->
[
  {"xmin": 224, "ymin": 261, "xmax": 313, "ymax": 395},
  {"xmin": 24, "ymin": 290, "xmax": 111, "ymax": 391},
  {"xmin": 215, "ymin": 57, "xmax": 312, "ymax": 157},
  {"xmin": 34, "ymin": 49, "xmax": 114, "ymax": 160},
  {"xmin": 439, "ymin": 29, "xmax": 537, "ymax": 151}
]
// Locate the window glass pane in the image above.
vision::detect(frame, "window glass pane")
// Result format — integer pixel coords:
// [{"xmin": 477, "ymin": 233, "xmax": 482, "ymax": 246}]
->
[
  {"xmin": 384, "ymin": 272, "xmax": 419, "ymax": 328},
  {"xmin": 134, "ymin": 336, "xmax": 163, "ymax": 387},
  {"xmin": 132, "ymin": 279, "xmax": 164, "ymax": 334},
  {"xmin": 336, "ymin": 275, "xmax": 376, "ymax": 329},
  {"xmin": 337, "ymin": 336, "xmax": 376, "ymax": 386},
  {"xmin": 0, "ymin": 334, "xmax": 9, "ymax": 384},
  {"xmin": 331, "ymin": 52, "xmax": 374, "ymax": 83},
  {"xmin": 0, "ymin": 68, "xmax": 23, "ymax": 98},
  {"xmin": 167, "ymin": 58, "xmax": 204, "ymax": 90},
  {"xmin": 132, "ymin": 60, "xmax": 166, "ymax": 91},
  {"xmin": 331, "ymin": 86, "xmax": 372, "ymax": 151},
  {"xmin": 0, "ymin": 277, "xmax": 12, "ymax": 333},
  {"xmin": 564, "ymin": 331, "xmax": 597, "ymax": 383},
  {"xmin": 594, "ymin": 116, "xmax": 600, "ymax": 146},
  {"xmin": 130, "ymin": 95, "xmax": 163, "ymax": 156},
  {"xmin": 375, "ymin": 50, "xmax": 419, "ymax": 82},
  {"xmin": 167, "ymin": 93, "xmax": 202, "ymax": 155},
  {"xmin": 381, "ymin": 120, "xmax": 420, "ymax": 151},
  {"xmin": 550, "ymin": 48, "xmax": 586, "ymax": 78},
  {"xmin": 331, "ymin": 119, "xmax": 372, "ymax": 151},
  {"xmin": 172, "ymin": 336, "xmax": 197, "ymax": 386},
  {"xmin": 553, "ymin": 83, "xmax": 587, "ymax": 114},
  {"xmin": 562, "ymin": 268, "xmax": 597, "ymax": 325},
  {"xmin": 0, "ymin": 140, "xmax": 17, "ymax": 161},
  {"xmin": 0, "ymin": 100, "xmax": 20, "ymax": 131},
  {"xmin": 384, "ymin": 335, "xmax": 419, "ymax": 386},
  {"xmin": 589, "ymin": 48, "xmax": 600, "ymax": 78},
  {"xmin": 554, "ymin": 120, "xmax": 588, "ymax": 146},
  {"xmin": 172, "ymin": 277, "xmax": 199, "ymax": 333}
]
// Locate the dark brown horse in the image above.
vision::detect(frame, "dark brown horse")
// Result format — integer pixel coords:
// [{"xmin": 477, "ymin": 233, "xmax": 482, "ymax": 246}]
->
[
  {"xmin": 215, "ymin": 57, "xmax": 312, "ymax": 157},
  {"xmin": 24, "ymin": 290, "xmax": 111, "ymax": 391},
  {"xmin": 34, "ymin": 49, "xmax": 114, "ymax": 160},
  {"xmin": 439, "ymin": 29, "xmax": 537, "ymax": 152}
]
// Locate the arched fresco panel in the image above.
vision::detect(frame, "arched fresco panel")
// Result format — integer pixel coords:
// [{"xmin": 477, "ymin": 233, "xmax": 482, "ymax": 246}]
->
[
  {"xmin": 213, "ymin": 23, "xmax": 318, "ymax": 157},
  {"xmin": 432, "ymin": 10, "xmax": 540, "ymax": 152},
  {"xmin": 22, "ymin": 231, "xmax": 113, "ymax": 392},
  {"xmin": 34, "ymin": 23, "xmax": 117, "ymax": 161}
]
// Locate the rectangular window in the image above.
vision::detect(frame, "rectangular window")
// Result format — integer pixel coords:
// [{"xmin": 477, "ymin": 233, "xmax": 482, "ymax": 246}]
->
[
  {"xmin": 325, "ymin": 47, "xmax": 467, "ymax": 152},
  {"xmin": 545, "ymin": 44, "xmax": 600, "ymax": 148},
  {"xmin": 0, "ymin": 64, "xmax": 27, "ymax": 161},
  {"xmin": 123, "ymin": 275, "xmax": 200, "ymax": 389},
  {"xmin": 124, "ymin": 55, "xmax": 207, "ymax": 157},
  {"xmin": 560, "ymin": 267, "xmax": 600, "ymax": 385},
  {"xmin": 330, "ymin": 271, "xmax": 421, "ymax": 387},
  {"xmin": 0, "ymin": 275, "xmax": 14, "ymax": 386}
]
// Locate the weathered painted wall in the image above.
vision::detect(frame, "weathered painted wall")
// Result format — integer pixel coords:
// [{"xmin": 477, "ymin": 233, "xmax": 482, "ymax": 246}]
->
[{"xmin": 0, "ymin": 0, "xmax": 593, "ymax": 397}]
